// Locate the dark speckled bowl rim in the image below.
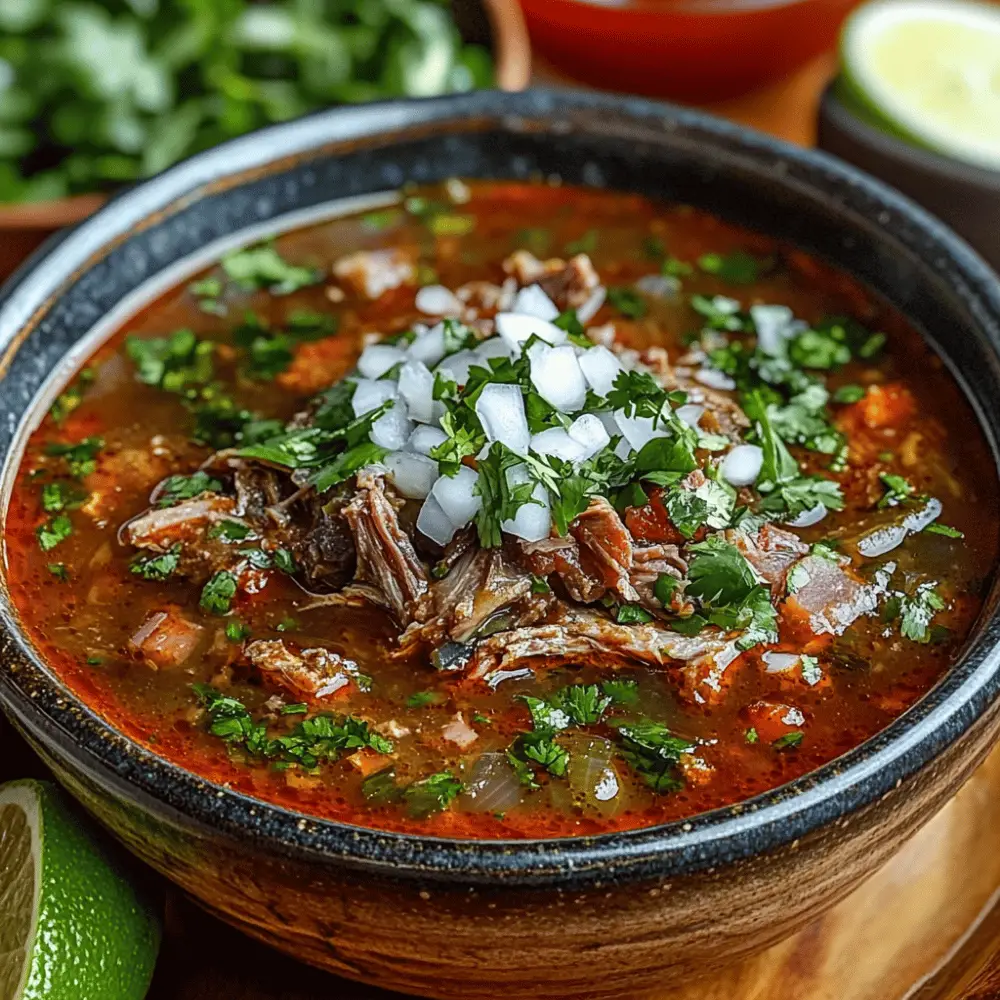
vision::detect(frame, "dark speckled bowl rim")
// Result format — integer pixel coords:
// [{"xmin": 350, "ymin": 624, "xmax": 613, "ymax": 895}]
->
[{"xmin": 1, "ymin": 88, "xmax": 999, "ymax": 889}]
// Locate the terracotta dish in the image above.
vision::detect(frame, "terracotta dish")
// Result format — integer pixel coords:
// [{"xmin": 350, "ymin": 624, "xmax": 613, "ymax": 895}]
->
[{"xmin": 0, "ymin": 90, "xmax": 999, "ymax": 999}]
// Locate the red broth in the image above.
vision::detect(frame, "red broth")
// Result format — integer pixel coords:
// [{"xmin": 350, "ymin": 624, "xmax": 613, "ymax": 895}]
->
[{"xmin": 5, "ymin": 181, "xmax": 996, "ymax": 838}]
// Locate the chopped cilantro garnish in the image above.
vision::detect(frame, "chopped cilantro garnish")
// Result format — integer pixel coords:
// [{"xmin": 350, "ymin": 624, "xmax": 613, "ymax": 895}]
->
[
  {"xmin": 530, "ymin": 575, "xmax": 552, "ymax": 594},
  {"xmin": 208, "ymin": 520, "xmax": 253, "ymax": 542},
  {"xmin": 406, "ymin": 691, "xmax": 443, "ymax": 709},
  {"xmin": 924, "ymin": 522, "xmax": 964, "ymax": 539},
  {"xmin": 200, "ymin": 571, "xmax": 237, "ymax": 616},
  {"xmin": 773, "ymin": 731, "xmax": 804, "ymax": 750},
  {"xmin": 878, "ymin": 473, "xmax": 915, "ymax": 508},
  {"xmin": 47, "ymin": 563, "xmax": 69, "ymax": 581},
  {"xmin": 36, "ymin": 514, "xmax": 72, "ymax": 552},
  {"xmin": 40, "ymin": 481, "xmax": 85, "ymax": 514},
  {"xmin": 745, "ymin": 727, "xmax": 759, "ymax": 744},
  {"xmin": 601, "ymin": 678, "xmax": 640, "ymax": 707},
  {"xmin": 612, "ymin": 720, "xmax": 696, "ymax": 793},
  {"xmin": 564, "ymin": 229, "xmax": 597, "ymax": 255},
  {"xmin": 403, "ymin": 772, "xmax": 464, "ymax": 818},
  {"xmin": 127, "ymin": 329, "xmax": 214, "ymax": 392},
  {"xmin": 221, "ymin": 242, "xmax": 321, "ymax": 295},
  {"xmin": 884, "ymin": 583, "xmax": 947, "ymax": 644},
  {"xmin": 606, "ymin": 286, "xmax": 648, "ymax": 319},
  {"xmin": 833, "ymin": 384, "xmax": 866, "ymax": 404},
  {"xmin": 44, "ymin": 437, "xmax": 103, "ymax": 479},
  {"xmin": 130, "ymin": 546, "xmax": 181, "ymax": 581},
  {"xmin": 617, "ymin": 604, "xmax": 653, "ymax": 624},
  {"xmin": 654, "ymin": 573, "xmax": 679, "ymax": 607},
  {"xmin": 156, "ymin": 471, "xmax": 224, "ymax": 507},
  {"xmin": 49, "ymin": 368, "xmax": 95, "ymax": 425},
  {"xmin": 193, "ymin": 685, "xmax": 392, "ymax": 770},
  {"xmin": 697, "ymin": 250, "xmax": 770, "ymax": 285},
  {"xmin": 225, "ymin": 621, "xmax": 251, "ymax": 642},
  {"xmin": 685, "ymin": 536, "xmax": 758, "ymax": 606}
]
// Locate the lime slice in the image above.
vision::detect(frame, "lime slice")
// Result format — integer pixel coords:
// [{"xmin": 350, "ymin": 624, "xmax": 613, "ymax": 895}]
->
[
  {"xmin": 0, "ymin": 780, "xmax": 161, "ymax": 1000},
  {"xmin": 839, "ymin": 0, "xmax": 1000, "ymax": 170}
]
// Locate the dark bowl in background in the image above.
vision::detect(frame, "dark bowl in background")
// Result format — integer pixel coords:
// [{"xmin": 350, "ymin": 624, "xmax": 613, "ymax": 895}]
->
[
  {"xmin": 0, "ymin": 89, "xmax": 1000, "ymax": 1000},
  {"xmin": 818, "ymin": 82, "xmax": 1000, "ymax": 273}
]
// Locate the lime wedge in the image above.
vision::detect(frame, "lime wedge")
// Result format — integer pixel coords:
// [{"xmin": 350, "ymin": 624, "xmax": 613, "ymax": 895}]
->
[
  {"xmin": 0, "ymin": 780, "xmax": 161, "ymax": 1000},
  {"xmin": 839, "ymin": 0, "xmax": 1000, "ymax": 170}
]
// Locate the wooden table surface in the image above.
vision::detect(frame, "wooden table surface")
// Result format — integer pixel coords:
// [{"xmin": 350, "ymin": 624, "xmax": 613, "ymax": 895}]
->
[{"xmin": 8, "ymin": 46, "xmax": 1000, "ymax": 1000}]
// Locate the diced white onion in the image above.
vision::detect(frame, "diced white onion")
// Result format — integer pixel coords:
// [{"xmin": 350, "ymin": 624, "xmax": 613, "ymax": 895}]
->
[
  {"xmin": 576, "ymin": 285, "xmax": 606, "ymax": 324},
  {"xmin": 530, "ymin": 427, "xmax": 587, "ymax": 463},
  {"xmin": 694, "ymin": 368, "xmax": 737, "ymax": 391},
  {"xmin": 431, "ymin": 466, "xmax": 482, "ymax": 526},
  {"xmin": 675, "ymin": 404, "xmax": 705, "ymax": 429},
  {"xmin": 435, "ymin": 349, "xmax": 479, "ymax": 387},
  {"xmin": 397, "ymin": 360, "xmax": 435, "ymax": 424},
  {"xmin": 357, "ymin": 343, "xmax": 406, "ymax": 380},
  {"xmin": 786, "ymin": 502, "xmax": 828, "ymax": 528},
  {"xmin": 384, "ymin": 451, "xmax": 438, "ymax": 499},
  {"xmin": 406, "ymin": 323, "xmax": 447, "ymax": 368},
  {"xmin": 578, "ymin": 345, "xmax": 623, "ymax": 398},
  {"xmin": 763, "ymin": 651, "xmax": 802, "ymax": 674},
  {"xmin": 614, "ymin": 409, "xmax": 668, "ymax": 452},
  {"xmin": 501, "ymin": 465, "xmax": 551, "ymax": 542},
  {"xmin": 750, "ymin": 304, "xmax": 795, "ymax": 356},
  {"xmin": 351, "ymin": 378, "xmax": 398, "ymax": 417},
  {"xmin": 529, "ymin": 344, "xmax": 588, "ymax": 413},
  {"xmin": 635, "ymin": 274, "xmax": 680, "ymax": 299},
  {"xmin": 407, "ymin": 425, "xmax": 447, "ymax": 456},
  {"xmin": 494, "ymin": 312, "xmax": 567, "ymax": 354},
  {"xmin": 369, "ymin": 400, "xmax": 412, "ymax": 452},
  {"xmin": 475, "ymin": 383, "xmax": 530, "ymax": 455},
  {"xmin": 512, "ymin": 284, "xmax": 559, "ymax": 321},
  {"xmin": 568, "ymin": 413, "xmax": 611, "ymax": 460},
  {"xmin": 415, "ymin": 284, "xmax": 463, "ymax": 316},
  {"xmin": 416, "ymin": 494, "xmax": 459, "ymax": 546},
  {"xmin": 474, "ymin": 335, "xmax": 511, "ymax": 363},
  {"xmin": 720, "ymin": 444, "xmax": 764, "ymax": 487}
]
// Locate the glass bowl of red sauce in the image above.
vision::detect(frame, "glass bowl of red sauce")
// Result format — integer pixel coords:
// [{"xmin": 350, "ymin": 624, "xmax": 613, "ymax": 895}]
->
[{"xmin": 521, "ymin": 0, "xmax": 861, "ymax": 101}]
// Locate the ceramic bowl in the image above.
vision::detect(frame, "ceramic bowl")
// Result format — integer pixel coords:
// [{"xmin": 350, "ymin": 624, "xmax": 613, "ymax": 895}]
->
[{"xmin": 0, "ymin": 89, "xmax": 999, "ymax": 1000}]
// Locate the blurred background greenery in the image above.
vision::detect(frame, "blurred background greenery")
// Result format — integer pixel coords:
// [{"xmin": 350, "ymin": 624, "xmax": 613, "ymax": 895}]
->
[{"xmin": 0, "ymin": 0, "xmax": 493, "ymax": 203}]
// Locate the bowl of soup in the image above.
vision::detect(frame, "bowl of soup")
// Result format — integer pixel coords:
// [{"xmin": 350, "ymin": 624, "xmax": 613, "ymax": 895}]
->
[{"xmin": 0, "ymin": 89, "xmax": 998, "ymax": 998}]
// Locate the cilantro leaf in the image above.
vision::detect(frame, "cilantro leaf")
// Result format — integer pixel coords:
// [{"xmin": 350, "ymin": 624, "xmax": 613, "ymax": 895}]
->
[
  {"xmin": 44, "ymin": 437, "xmax": 103, "ymax": 479},
  {"xmin": 221, "ymin": 243, "xmax": 321, "ymax": 295},
  {"xmin": 685, "ymin": 536, "xmax": 758, "ymax": 606},
  {"xmin": 200, "ymin": 571, "xmax": 237, "ymax": 615},
  {"xmin": 156, "ymin": 471, "xmax": 224, "ymax": 507},
  {"xmin": 130, "ymin": 546, "xmax": 181, "ymax": 581},
  {"xmin": 606, "ymin": 286, "xmax": 647, "ymax": 319},
  {"xmin": 36, "ymin": 514, "xmax": 72, "ymax": 552},
  {"xmin": 612, "ymin": 720, "xmax": 695, "ymax": 793},
  {"xmin": 403, "ymin": 772, "xmax": 463, "ymax": 818}
]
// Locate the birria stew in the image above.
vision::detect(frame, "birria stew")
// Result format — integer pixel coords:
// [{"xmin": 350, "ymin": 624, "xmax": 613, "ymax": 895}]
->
[{"xmin": 5, "ymin": 181, "xmax": 996, "ymax": 838}]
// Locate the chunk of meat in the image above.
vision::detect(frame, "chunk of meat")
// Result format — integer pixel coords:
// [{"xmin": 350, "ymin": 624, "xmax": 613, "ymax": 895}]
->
[
  {"xmin": 245, "ymin": 639, "xmax": 359, "ymax": 700},
  {"xmin": 670, "ymin": 641, "xmax": 745, "ymax": 707},
  {"xmin": 783, "ymin": 555, "xmax": 880, "ymax": 636},
  {"xmin": 129, "ymin": 609, "xmax": 204, "ymax": 670},
  {"xmin": 123, "ymin": 494, "xmax": 238, "ymax": 551},
  {"xmin": 397, "ymin": 545, "xmax": 549, "ymax": 654},
  {"xmin": 570, "ymin": 497, "xmax": 639, "ymax": 602},
  {"xmin": 630, "ymin": 543, "xmax": 686, "ymax": 610},
  {"xmin": 293, "ymin": 493, "xmax": 357, "ymax": 593},
  {"xmin": 455, "ymin": 278, "xmax": 517, "ymax": 314},
  {"xmin": 341, "ymin": 470, "xmax": 430, "ymax": 625},
  {"xmin": 467, "ymin": 605, "xmax": 738, "ymax": 681},
  {"xmin": 515, "ymin": 536, "xmax": 606, "ymax": 603},
  {"xmin": 332, "ymin": 249, "xmax": 414, "ymax": 299},
  {"xmin": 502, "ymin": 251, "xmax": 599, "ymax": 310},
  {"xmin": 728, "ymin": 524, "xmax": 809, "ymax": 597},
  {"xmin": 232, "ymin": 464, "xmax": 284, "ymax": 519},
  {"xmin": 82, "ymin": 443, "xmax": 177, "ymax": 520},
  {"xmin": 442, "ymin": 713, "xmax": 478, "ymax": 749}
]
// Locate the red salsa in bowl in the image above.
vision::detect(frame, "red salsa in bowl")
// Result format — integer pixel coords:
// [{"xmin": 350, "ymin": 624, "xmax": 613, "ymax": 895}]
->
[{"xmin": 6, "ymin": 180, "xmax": 996, "ymax": 839}]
